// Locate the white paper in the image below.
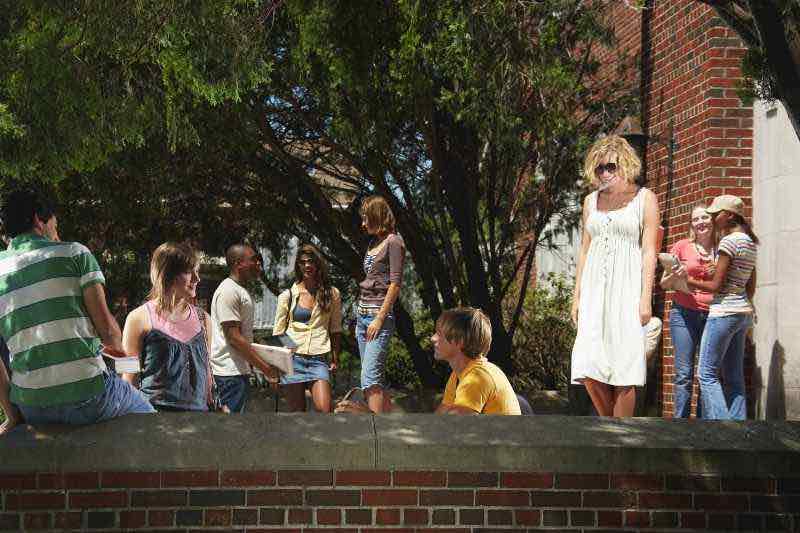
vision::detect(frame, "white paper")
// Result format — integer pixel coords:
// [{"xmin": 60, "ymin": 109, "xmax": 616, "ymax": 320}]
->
[
  {"xmin": 102, "ymin": 352, "xmax": 141, "ymax": 373},
  {"xmin": 658, "ymin": 253, "xmax": 691, "ymax": 294},
  {"xmin": 252, "ymin": 343, "xmax": 294, "ymax": 375}
]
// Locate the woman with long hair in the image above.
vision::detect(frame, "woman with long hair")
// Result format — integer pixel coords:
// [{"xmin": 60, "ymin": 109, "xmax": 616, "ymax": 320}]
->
[
  {"xmin": 570, "ymin": 135, "xmax": 660, "ymax": 417},
  {"xmin": 122, "ymin": 242, "xmax": 213, "ymax": 411},
  {"xmin": 273, "ymin": 244, "xmax": 342, "ymax": 412},
  {"xmin": 679, "ymin": 195, "xmax": 757, "ymax": 420},
  {"xmin": 660, "ymin": 204, "xmax": 716, "ymax": 418}
]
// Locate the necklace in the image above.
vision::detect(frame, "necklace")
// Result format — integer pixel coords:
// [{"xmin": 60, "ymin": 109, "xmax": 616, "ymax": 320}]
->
[{"xmin": 693, "ymin": 242, "xmax": 714, "ymax": 261}]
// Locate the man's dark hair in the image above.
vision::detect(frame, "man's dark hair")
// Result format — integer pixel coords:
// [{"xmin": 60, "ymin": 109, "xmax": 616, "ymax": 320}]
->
[
  {"xmin": 225, "ymin": 243, "xmax": 252, "ymax": 270},
  {"xmin": 1, "ymin": 189, "xmax": 56, "ymax": 238}
]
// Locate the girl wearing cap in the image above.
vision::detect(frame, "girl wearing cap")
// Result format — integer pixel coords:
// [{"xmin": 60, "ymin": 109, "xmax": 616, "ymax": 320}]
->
[
  {"xmin": 570, "ymin": 135, "xmax": 660, "ymax": 417},
  {"xmin": 679, "ymin": 194, "xmax": 757, "ymax": 420},
  {"xmin": 660, "ymin": 204, "xmax": 716, "ymax": 418}
]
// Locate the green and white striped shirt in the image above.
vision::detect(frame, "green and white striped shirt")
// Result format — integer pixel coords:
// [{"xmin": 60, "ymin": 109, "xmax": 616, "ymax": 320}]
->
[{"xmin": 0, "ymin": 234, "xmax": 107, "ymax": 406}]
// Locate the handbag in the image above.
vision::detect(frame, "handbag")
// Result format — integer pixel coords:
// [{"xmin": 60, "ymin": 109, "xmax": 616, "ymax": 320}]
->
[{"xmin": 196, "ymin": 306, "xmax": 223, "ymax": 412}]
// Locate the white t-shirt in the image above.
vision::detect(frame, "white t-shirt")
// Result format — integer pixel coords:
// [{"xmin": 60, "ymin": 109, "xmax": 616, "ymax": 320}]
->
[{"xmin": 210, "ymin": 277, "xmax": 254, "ymax": 376}]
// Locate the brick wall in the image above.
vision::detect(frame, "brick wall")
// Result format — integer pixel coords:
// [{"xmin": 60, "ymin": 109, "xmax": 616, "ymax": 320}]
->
[
  {"xmin": 1, "ymin": 468, "xmax": 797, "ymax": 531},
  {"xmin": 637, "ymin": 2, "xmax": 754, "ymax": 417}
]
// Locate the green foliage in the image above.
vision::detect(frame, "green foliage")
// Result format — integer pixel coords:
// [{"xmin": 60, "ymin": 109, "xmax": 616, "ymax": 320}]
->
[
  {"xmin": 510, "ymin": 273, "xmax": 576, "ymax": 393},
  {"xmin": 383, "ymin": 310, "xmax": 448, "ymax": 390}
]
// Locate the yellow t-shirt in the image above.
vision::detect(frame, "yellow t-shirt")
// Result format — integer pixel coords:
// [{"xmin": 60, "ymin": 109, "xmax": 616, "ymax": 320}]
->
[{"xmin": 442, "ymin": 357, "xmax": 521, "ymax": 415}]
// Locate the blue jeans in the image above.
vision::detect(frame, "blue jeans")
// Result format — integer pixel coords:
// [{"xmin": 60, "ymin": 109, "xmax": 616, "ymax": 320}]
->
[
  {"xmin": 356, "ymin": 313, "xmax": 395, "ymax": 390},
  {"xmin": 19, "ymin": 371, "xmax": 155, "ymax": 425},
  {"xmin": 214, "ymin": 374, "xmax": 250, "ymax": 413},
  {"xmin": 669, "ymin": 305, "xmax": 708, "ymax": 418},
  {"xmin": 698, "ymin": 313, "xmax": 752, "ymax": 420}
]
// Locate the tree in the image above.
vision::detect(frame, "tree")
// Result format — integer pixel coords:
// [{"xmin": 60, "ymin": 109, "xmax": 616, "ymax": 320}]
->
[
  {"xmin": 695, "ymin": 0, "xmax": 800, "ymax": 140},
  {"xmin": 1, "ymin": 1, "xmax": 635, "ymax": 385}
]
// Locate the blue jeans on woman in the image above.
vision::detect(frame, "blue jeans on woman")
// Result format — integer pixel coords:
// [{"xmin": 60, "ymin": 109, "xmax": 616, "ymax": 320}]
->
[
  {"xmin": 669, "ymin": 304, "xmax": 708, "ymax": 418},
  {"xmin": 698, "ymin": 313, "xmax": 752, "ymax": 420},
  {"xmin": 356, "ymin": 313, "xmax": 395, "ymax": 390}
]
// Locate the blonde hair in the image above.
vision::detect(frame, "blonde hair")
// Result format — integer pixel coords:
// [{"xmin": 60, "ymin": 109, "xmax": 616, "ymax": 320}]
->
[
  {"xmin": 435, "ymin": 307, "xmax": 492, "ymax": 359},
  {"xmin": 147, "ymin": 242, "xmax": 200, "ymax": 314},
  {"xmin": 583, "ymin": 135, "xmax": 642, "ymax": 187},
  {"xmin": 360, "ymin": 195, "xmax": 396, "ymax": 235},
  {"xmin": 687, "ymin": 203, "xmax": 714, "ymax": 243}
]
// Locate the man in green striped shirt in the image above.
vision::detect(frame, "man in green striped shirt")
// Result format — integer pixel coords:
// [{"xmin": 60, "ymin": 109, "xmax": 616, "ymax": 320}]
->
[{"xmin": 0, "ymin": 190, "xmax": 153, "ymax": 435}]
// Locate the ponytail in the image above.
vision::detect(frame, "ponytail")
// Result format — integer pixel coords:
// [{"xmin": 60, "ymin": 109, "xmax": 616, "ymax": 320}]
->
[{"xmin": 732, "ymin": 214, "xmax": 759, "ymax": 245}]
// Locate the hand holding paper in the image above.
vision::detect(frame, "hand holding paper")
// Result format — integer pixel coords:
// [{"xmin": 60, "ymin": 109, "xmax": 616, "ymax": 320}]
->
[{"xmin": 658, "ymin": 253, "xmax": 691, "ymax": 294}]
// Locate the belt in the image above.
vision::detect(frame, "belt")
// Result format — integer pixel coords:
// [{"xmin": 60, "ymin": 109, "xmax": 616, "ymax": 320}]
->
[{"xmin": 358, "ymin": 306, "xmax": 382, "ymax": 317}]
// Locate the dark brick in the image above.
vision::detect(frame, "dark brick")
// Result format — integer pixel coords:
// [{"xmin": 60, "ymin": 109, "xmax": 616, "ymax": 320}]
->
[
  {"xmin": 542, "ymin": 510, "xmax": 567, "ymax": 527},
  {"xmin": 317, "ymin": 508, "xmax": 341, "ymax": 525},
  {"xmin": 708, "ymin": 513, "xmax": 735, "ymax": 530},
  {"xmin": 375, "ymin": 508, "xmax": 399, "ymax": 525},
  {"xmin": 666, "ymin": 474, "xmax": 720, "ymax": 492},
  {"xmin": 131, "ymin": 490, "xmax": 186, "ymax": 507},
  {"xmin": 248, "ymin": 489, "xmax": 303, "ymax": 506},
  {"xmin": 148, "ymin": 509, "xmax": 174, "ymax": 526},
  {"xmin": 625, "ymin": 511, "xmax": 650, "ymax": 527},
  {"xmin": 652, "ymin": 511, "xmax": 678, "ymax": 528},
  {"xmin": 681, "ymin": 511, "xmax": 706, "ymax": 528},
  {"xmin": 288, "ymin": 507, "xmax": 313, "ymax": 524},
  {"xmin": 751, "ymin": 495, "xmax": 800, "ymax": 512},
  {"xmin": 204, "ymin": 508, "xmax": 231, "ymax": 526},
  {"xmin": 0, "ymin": 514, "xmax": 20, "ymax": 531},
  {"xmin": 176, "ymin": 510, "xmax": 203, "ymax": 526},
  {"xmin": 694, "ymin": 494, "xmax": 748, "ymax": 511},
  {"xmin": 722, "ymin": 477, "xmax": 775, "ymax": 493},
  {"xmin": 0, "ymin": 473, "xmax": 36, "ymax": 490},
  {"xmin": 345, "ymin": 508, "xmax": 372, "ymax": 525},
  {"xmin": 23, "ymin": 512, "xmax": 52, "ymax": 530},
  {"xmin": 305, "ymin": 490, "xmax": 361, "ymax": 506},
  {"xmin": 101, "ymin": 471, "xmax": 160, "ymax": 488},
  {"xmin": 433, "ymin": 509, "xmax": 455, "ymax": 525},
  {"xmin": 403, "ymin": 508, "xmax": 428, "ymax": 525},
  {"xmin": 597, "ymin": 510, "xmax": 622, "ymax": 527},
  {"xmin": 778, "ymin": 478, "xmax": 800, "ymax": 494},
  {"xmin": 459, "ymin": 508, "xmax": 484, "ymax": 525},
  {"xmin": 5, "ymin": 492, "xmax": 65, "ymax": 510},
  {"xmin": 69, "ymin": 491, "xmax": 128, "ymax": 508},
  {"xmin": 515, "ymin": 509, "xmax": 540, "ymax": 526},
  {"xmin": 476, "ymin": 490, "xmax": 527, "ymax": 506},
  {"xmin": 189, "ymin": 489, "xmax": 244, "ymax": 507},
  {"xmin": 233, "ymin": 508, "xmax": 258, "ymax": 525},
  {"xmin": 394, "ymin": 471, "xmax": 446, "ymax": 486},
  {"xmin": 500, "ymin": 472, "xmax": 553, "ymax": 488},
  {"xmin": 119, "ymin": 510, "xmax": 146, "ymax": 528},
  {"xmin": 612, "ymin": 474, "xmax": 664, "ymax": 490},
  {"xmin": 421, "ymin": 490, "xmax": 474, "ymax": 506},
  {"xmin": 765, "ymin": 514, "xmax": 793, "ymax": 531},
  {"xmin": 335, "ymin": 470, "xmax": 391, "ymax": 486},
  {"xmin": 54, "ymin": 511, "xmax": 83, "ymax": 529},
  {"xmin": 221, "ymin": 470, "xmax": 276, "ymax": 487},
  {"xmin": 556, "ymin": 473, "xmax": 609, "ymax": 489},
  {"xmin": 487, "ymin": 509, "xmax": 513, "ymax": 525},
  {"xmin": 162, "ymin": 470, "xmax": 218, "ymax": 487},
  {"xmin": 448, "ymin": 472, "xmax": 498, "ymax": 487},
  {"xmin": 259, "ymin": 508, "xmax": 286, "ymax": 525},
  {"xmin": 570, "ymin": 510, "xmax": 595, "ymax": 527},
  {"xmin": 583, "ymin": 490, "xmax": 637, "ymax": 508},
  {"xmin": 638, "ymin": 491, "xmax": 693, "ymax": 509},
  {"xmin": 531, "ymin": 490, "xmax": 580, "ymax": 507},
  {"xmin": 64, "ymin": 472, "xmax": 100, "ymax": 489},
  {"xmin": 362, "ymin": 489, "xmax": 418, "ymax": 506},
  {"xmin": 278, "ymin": 469, "xmax": 333, "ymax": 486},
  {"xmin": 87, "ymin": 511, "xmax": 115, "ymax": 529},
  {"xmin": 737, "ymin": 513, "xmax": 763, "ymax": 530}
]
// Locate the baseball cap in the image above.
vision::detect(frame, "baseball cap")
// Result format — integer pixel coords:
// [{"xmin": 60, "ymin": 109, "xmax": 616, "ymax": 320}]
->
[{"xmin": 706, "ymin": 194, "xmax": 745, "ymax": 217}]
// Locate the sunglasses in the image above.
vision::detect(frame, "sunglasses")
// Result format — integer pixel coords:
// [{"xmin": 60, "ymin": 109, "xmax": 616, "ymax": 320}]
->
[{"xmin": 594, "ymin": 162, "xmax": 618, "ymax": 176}]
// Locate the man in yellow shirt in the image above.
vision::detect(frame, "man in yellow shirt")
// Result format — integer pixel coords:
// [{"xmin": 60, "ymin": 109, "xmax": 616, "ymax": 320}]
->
[{"xmin": 433, "ymin": 307, "xmax": 521, "ymax": 415}]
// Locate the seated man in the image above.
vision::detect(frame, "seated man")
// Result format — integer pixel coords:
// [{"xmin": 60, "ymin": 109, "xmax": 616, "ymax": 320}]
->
[
  {"xmin": 335, "ymin": 307, "xmax": 520, "ymax": 415},
  {"xmin": 0, "ymin": 189, "xmax": 154, "ymax": 435},
  {"xmin": 433, "ymin": 307, "xmax": 521, "ymax": 415}
]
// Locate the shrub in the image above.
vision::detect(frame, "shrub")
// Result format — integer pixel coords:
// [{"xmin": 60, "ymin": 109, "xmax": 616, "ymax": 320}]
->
[{"xmin": 511, "ymin": 273, "xmax": 576, "ymax": 393}]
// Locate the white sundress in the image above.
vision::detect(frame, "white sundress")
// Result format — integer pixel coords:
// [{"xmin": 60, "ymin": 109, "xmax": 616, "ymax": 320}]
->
[{"xmin": 571, "ymin": 187, "xmax": 647, "ymax": 386}]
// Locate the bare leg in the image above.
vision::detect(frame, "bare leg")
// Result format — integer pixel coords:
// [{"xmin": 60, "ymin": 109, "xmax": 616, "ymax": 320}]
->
[
  {"xmin": 365, "ymin": 385, "xmax": 385, "ymax": 414},
  {"xmin": 584, "ymin": 378, "xmax": 614, "ymax": 416},
  {"xmin": 283, "ymin": 383, "xmax": 307, "ymax": 412},
  {"xmin": 310, "ymin": 380, "xmax": 332, "ymax": 413},
  {"xmin": 612, "ymin": 386, "xmax": 636, "ymax": 417}
]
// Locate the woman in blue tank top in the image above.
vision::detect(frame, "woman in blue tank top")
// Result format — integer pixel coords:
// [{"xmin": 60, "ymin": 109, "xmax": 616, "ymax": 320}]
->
[{"xmin": 122, "ymin": 242, "xmax": 213, "ymax": 412}]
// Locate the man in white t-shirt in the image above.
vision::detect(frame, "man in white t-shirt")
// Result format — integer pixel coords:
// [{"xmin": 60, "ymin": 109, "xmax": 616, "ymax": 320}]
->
[{"xmin": 210, "ymin": 244, "xmax": 278, "ymax": 413}]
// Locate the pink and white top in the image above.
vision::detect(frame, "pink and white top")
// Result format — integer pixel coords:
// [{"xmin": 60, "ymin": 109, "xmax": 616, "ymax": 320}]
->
[
  {"xmin": 669, "ymin": 238, "xmax": 714, "ymax": 312},
  {"xmin": 145, "ymin": 301, "xmax": 202, "ymax": 342}
]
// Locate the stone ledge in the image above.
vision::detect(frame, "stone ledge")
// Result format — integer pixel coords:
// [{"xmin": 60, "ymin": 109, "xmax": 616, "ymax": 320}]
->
[{"xmin": 1, "ymin": 413, "xmax": 799, "ymax": 475}]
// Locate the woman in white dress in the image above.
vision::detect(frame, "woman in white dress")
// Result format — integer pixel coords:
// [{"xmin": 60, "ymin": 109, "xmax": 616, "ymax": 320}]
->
[{"xmin": 570, "ymin": 135, "xmax": 660, "ymax": 417}]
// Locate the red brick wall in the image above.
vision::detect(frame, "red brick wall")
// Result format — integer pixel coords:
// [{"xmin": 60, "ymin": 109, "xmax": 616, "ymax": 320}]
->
[
  {"xmin": 638, "ymin": 2, "xmax": 754, "ymax": 417},
  {"xmin": 0, "ymin": 468, "xmax": 796, "ymax": 531}
]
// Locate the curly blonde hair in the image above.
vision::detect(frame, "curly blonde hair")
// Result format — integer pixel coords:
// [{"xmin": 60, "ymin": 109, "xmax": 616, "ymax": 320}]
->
[{"xmin": 583, "ymin": 135, "xmax": 642, "ymax": 187}]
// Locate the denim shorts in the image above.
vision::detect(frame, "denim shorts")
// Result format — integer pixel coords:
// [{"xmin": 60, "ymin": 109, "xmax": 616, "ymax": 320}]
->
[
  {"xmin": 281, "ymin": 353, "xmax": 331, "ymax": 385},
  {"xmin": 356, "ymin": 313, "xmax": 395, "ymax": 390},
  {"xmin": 18, "ymin": 370, "xmax": 155, "ymax": 425},
  {"xmin": 213, "ymin": 374, "xmax": 250, "ymax": 413}
]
